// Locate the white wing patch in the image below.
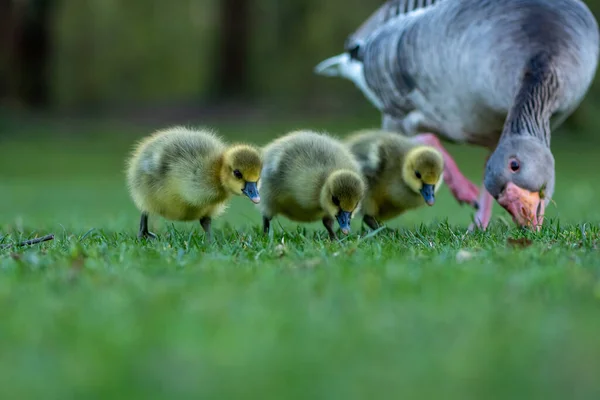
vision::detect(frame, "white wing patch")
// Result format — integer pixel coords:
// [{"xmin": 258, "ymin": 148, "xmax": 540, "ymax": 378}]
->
[{"xmin": 314, "ymin": 53, "xmax": 384, "ymax": 110}]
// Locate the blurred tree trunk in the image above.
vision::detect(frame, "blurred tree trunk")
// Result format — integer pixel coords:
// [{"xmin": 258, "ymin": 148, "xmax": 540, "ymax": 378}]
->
[
  {"xmin": 0, "ymin": 0, "xmax": 14, "ymax": 103},
  {"xmin": 212, "ymin": 0, "xmax": 251, "ymax": 99},
  {"xmin": 0, "ymin": 0, "xmax": 55, "ymax": 108}
]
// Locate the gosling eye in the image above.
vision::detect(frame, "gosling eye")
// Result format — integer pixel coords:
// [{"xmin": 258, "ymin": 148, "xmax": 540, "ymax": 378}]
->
[
  {"xmin": 415, "ymin": 171, "xmax": 422, "ymax": 179},
  {"xmin": 233, "ymin": 169, "xmax": 243, "ymax": 179},
  {"xmin": 331, "ymin": 196, "xmax": 340, "ymax": 206},
  {"xmin": 509, "ymin": 158, "xmax": 520, "ymax": 173}
]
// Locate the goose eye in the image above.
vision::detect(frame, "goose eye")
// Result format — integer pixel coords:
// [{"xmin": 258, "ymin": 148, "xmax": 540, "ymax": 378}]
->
[
  {"xmin": 415, "ymin": 171, "xmax": 422, "ymax": 179},
  {"xmin": 233, "ymin": 169, "xmax": 243, "ymax": 179},
  {"xmin": 509, "ymin": 159, "xmax": 520, "ymax": 172},
  {"xmin": 332, "ymin": 196, "xmax": 340, "ymax": 206}
]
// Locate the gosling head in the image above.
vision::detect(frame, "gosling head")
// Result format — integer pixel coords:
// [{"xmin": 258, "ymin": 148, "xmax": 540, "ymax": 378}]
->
[
  {"xmin": 221, "ymin": 144, "xmax": 263, "ymax": 203},
  {"xmin": 484, "ymin": 136, "xmax": 554, "ymax": 230},
  {"xmin": 320, "ymin": 170, "xmax": 365, "ymax": 235},
  {"xmin": 402, "ymin": 146, "xmax": 444, "ymax": 206}
]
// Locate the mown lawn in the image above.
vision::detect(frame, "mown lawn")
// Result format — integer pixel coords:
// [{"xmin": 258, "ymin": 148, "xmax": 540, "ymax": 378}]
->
[{"xmin": 1, "ymin": 115, "xmax": 599, "ymax": 399}]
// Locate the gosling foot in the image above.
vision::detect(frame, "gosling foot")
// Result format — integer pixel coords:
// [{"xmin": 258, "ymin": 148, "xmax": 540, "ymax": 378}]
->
[
  {"xmin": 138, "ymin": 212, "xmax": 157, "ymax": 240},
  {"xmin": 138, "ymin": 230, "xmax": 157, "ymax": 240}
]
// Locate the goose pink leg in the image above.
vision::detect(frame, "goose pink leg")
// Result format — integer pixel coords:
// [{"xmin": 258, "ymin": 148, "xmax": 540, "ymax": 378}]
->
[
  {"xmin": 469, "ymin": 185, "xmax": 494, "ymax": 231},
  {"xmin": 469, "ymin": 155, "xmax": 495, "ymax": 231},
  {"xmin": 413, "ymin": 134, "xmax": 480, "ymax": 209}
]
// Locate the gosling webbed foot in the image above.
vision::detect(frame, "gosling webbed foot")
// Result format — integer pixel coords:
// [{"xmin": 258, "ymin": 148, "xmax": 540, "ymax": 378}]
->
[
  {"xmin": 138, "ymin": 230, "xmax": 157, "ymax": 240},
  {"xmin": 138, "ymin": 212, "xmax": 157, "ymax": 240}
]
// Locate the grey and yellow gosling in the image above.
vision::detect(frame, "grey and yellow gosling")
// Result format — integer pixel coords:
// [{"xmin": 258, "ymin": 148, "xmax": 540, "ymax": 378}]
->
[
  {"xmin": 259, "ymin": 130, "xmax": 365, "ymax": 240},
  {"xmin": 126, "ymin": 126, "xmax": 262, "ymax": 240},
  {"xmin": 345, "ymin": 129, "xmax": 444, "ymax": 230}
]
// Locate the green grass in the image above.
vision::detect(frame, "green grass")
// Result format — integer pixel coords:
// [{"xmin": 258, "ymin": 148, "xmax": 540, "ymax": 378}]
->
[{"xmin": 1, "ymin": 115, "xmax": 600, "ymax": 399}]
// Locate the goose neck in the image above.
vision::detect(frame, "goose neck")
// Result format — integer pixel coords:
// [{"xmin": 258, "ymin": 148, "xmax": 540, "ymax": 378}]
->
[{"xmin": 501, "ymin": 54, "xmax": 559, "ymax": 147}]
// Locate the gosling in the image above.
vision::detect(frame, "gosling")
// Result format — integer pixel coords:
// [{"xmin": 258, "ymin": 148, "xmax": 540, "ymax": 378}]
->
[
  {"xmin": 126, "ymin": 126, "xmax": 262, "ymax": 240},
  {"xmin": 345, "ymin": 129, "xmax": 444, "ymax": 230},
  {"xmin": 259, "ymin": 130, "xmax": 365, "ymax": 240}
]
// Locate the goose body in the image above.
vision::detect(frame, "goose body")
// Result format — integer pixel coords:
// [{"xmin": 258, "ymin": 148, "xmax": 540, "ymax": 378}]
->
[
  {"xmin": 360, "ymin": 0, "xmax": 598, "ymax": 145},
  {"xmin": 316, "ymin": 0, "xmax": 599, "ymax": 229}
]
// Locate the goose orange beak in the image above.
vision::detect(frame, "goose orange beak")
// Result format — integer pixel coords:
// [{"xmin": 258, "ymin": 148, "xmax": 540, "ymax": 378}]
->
[{"xmin": 497, "ymin": 182, "xmax": 545, "ymax": 231}]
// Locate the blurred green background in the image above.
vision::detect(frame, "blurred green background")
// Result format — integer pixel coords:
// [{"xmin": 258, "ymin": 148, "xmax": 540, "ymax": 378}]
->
[
  {"xmin": 0, "ymin": 0, "xmax": 597, "ymax": 118},
  {"xmin": 1, "ymin": 0, "xmax": 408, "ymax": 112}
]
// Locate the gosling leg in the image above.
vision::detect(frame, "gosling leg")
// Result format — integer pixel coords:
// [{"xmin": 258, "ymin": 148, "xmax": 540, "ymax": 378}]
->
[
  {"xmin": 363, "ymin": 215, "xmax": 380, "ymax": 231},
  {"xmin": 262, "ymin": 216, "xmax": 271, "ymax": 235},
  {"xmin": 322, "ymin": 216, "xmax": 338, "ymax": 241},
  {"xmin": 138, "ymin": 212, "xmax": 157, "ymax": 239},
  {"xmin": 199, "ymin": 216, "xmax": 212, "ymax": 243}
]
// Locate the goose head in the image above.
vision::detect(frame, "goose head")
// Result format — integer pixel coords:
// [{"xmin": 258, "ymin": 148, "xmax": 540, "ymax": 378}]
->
[{"xmin": 484, "ymin": 137, "xmax": 555, "ymax": 230}]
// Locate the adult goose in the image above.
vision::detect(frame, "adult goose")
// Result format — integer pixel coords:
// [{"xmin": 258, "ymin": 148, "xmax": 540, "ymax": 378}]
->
[{"xmin": 315, "ymin": 0, "xmax": 599, "ymax": 230}]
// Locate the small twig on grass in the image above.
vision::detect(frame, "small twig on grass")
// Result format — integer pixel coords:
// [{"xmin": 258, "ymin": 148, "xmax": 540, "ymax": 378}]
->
[{"xmin": 1, "ymin": 234, "xmax": 55, "ymax": 249}]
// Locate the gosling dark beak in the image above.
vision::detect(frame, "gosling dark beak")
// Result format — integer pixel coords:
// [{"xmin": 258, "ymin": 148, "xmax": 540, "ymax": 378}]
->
[
  {"xmin": 336, "ymin": 210, "xmax": 352, "ymax": 235},
  {"xmin": 497, "ymin": 182, "xmax": 544, "ymax": 231},
  {"xmin": 420, "ymin": 184, "xmax": 435, "ymax": 206},
  {"xmin": 242, "ymin": 181, "xmax": 260, "ymax": 204}
]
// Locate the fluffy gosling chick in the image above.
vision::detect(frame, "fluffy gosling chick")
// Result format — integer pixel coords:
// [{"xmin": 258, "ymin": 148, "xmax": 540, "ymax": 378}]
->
[
  {"xmin": 260, "ymin": 130, "xmax": 366, "ymax": 240},
  {"xmin": 345, "ymin": 129, "xmax": 444, "ymax": 230},
  {"xmin": 126, "ymin": 126, "xmax": 262, "ymax": 240}
]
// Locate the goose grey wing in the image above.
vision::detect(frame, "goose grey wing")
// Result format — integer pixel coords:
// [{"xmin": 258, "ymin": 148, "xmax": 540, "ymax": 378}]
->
[
  {"xmin": 351, "ymin": 1, "xmax": 446, "ymax": 119},
  {"xmin": 360, "ymin": 25, "xmax": 419, "ymax": 119},
  {"xmin": 346, "ymin": 0, "xmax": 444, "ymax": 56}
]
